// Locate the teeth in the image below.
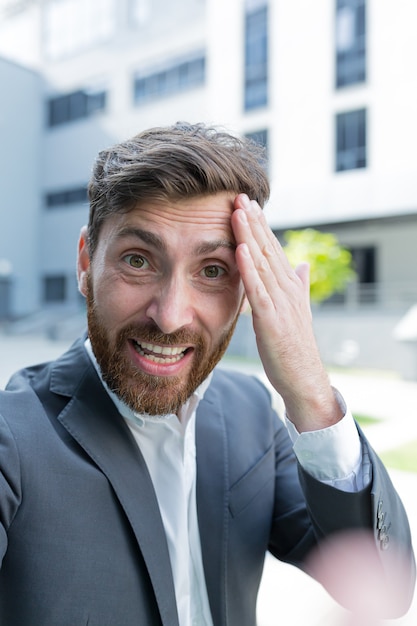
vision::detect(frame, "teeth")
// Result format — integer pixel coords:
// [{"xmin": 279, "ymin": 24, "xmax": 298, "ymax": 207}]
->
[
  {"xmin": 139, "ymin": 341, "xmax": 185, "ymax": 356},
  {"xmin": 133, "ymin": 340, "xmax": 186, "ymax": 363}
]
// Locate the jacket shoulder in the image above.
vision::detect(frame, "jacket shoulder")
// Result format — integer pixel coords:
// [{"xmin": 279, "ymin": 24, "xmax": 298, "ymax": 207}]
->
[{"xmin": 210, "ymin": 366, "xmax": 273, "ymax": 405}]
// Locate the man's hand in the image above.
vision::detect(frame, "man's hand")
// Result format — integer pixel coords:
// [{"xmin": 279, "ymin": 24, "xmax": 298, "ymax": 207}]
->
[{"xmin": 231, "ymin": 194, "xmax": 343, "ymax": 432}]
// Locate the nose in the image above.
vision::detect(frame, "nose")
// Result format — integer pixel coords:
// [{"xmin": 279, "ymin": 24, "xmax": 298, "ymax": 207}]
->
[{"xmin": 145, "ymin": 277, "xmax": 194, "ymax": 335}]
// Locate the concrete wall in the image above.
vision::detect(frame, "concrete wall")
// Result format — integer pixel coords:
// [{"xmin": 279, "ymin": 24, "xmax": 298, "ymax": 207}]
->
[
  {"xmin": 228, "ymin": 308, "xmax": 417, "ymax": 380},
  {"xmin": 313, "ymin": 309, "xmax": 417, "ymax": 380},
  {"xmin": 0, "ymin": 58, "xmax": 43, "ymax": 317}
]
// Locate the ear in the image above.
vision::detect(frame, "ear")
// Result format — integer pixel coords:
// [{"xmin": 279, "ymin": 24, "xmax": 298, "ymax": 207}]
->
[{"xmin": 77, "ymin": 225, "xmax": 90, "ymax": 297}]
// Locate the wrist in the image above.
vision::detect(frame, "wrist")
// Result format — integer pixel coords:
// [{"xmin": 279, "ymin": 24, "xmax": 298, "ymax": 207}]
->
[{"xmin": 284, "ymin": 386, "xmax": 345, "ymax": 433}]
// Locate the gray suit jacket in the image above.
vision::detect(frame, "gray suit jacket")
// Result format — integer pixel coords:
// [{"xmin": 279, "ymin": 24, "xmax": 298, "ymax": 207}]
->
[{"xmin": 0, "ymin": 338, "xmax": 414, "ymax": 625}]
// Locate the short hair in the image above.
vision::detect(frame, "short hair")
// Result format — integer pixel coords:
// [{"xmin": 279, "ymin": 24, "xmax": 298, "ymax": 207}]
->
[{"xmin": 87, "ymin": 121, "xmax": 270, "ymax": 255}]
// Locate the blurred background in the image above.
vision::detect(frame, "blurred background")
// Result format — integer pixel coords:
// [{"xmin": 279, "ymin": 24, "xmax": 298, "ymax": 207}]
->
[
  {"xmin": 0, "ymin": 0, "xmax": 417, "ymax": 379},
  {"xmin": 1, "ymin": 1, "xmax": 417, "ymax": 623}
]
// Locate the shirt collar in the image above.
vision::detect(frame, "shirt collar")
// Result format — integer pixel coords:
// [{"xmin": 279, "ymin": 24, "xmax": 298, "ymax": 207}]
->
[{"xmin": 84, "ymin": 338, "xmax": 212, "ymax": 428}]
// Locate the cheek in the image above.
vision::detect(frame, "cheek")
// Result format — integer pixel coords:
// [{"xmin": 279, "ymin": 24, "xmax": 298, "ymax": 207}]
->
[
  {"xmin": 91, "ymin": 274, "xmax": 140, "ymax": 326},
  {"xmin": 204, "ymin": 287, "xmax": 244, "ymax": 333}
]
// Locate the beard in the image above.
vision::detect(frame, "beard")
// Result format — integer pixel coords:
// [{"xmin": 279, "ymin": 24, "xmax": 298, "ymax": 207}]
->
[{"xmin": 86, "ymin": 275, "xmax": 240, "ymax": 416}]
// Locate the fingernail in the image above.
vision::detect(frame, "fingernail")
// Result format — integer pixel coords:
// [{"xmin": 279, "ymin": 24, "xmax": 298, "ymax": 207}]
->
[
  {"xmin": 240, "ymin": 243, "xmax": 250, "ymax": 257},
  {"xmin": 241, "ymin": 194, "xmax": 251, "ymax": 210}
]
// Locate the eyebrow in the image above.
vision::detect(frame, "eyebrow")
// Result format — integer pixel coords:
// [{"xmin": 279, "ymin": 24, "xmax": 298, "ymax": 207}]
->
[
  {"xmin": 115, "ymin": 226, "xmax": 236, "ymax": 256},
  {"xmin": 115, "ymin": 226, "xmax": 167, "ymax": 252},
  {"xmin": 194, "ymin": 240, "xmax": 236, "ymax": 256}
]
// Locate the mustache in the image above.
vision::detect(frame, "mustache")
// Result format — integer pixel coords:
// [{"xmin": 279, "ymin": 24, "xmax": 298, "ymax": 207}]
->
[{"xmin": 116, "ymin": 322, "xmax": 203, "ymax": 347}]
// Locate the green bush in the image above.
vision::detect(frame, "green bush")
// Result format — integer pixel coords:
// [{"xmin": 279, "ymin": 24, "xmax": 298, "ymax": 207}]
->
[{"xmin": 284, "ymin": 228, "xmax": 356, "ymax": 303}]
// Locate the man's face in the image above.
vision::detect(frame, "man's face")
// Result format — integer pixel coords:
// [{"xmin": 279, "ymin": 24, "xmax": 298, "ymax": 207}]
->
[{"xmin": 78, "ymin": 193, "xmax": 246, "ymax": 416}]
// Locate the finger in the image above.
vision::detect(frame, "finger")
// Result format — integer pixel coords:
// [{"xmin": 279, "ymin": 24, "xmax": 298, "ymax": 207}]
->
[
  {"xmin": 295, "ymin": 262, "xmax": 310, "ymax": 290},
  {"xmin": 235, "ymin": 242, "xmax": 274, "ymax": 316},
  {"xmin": 233, "ymin": 194, "xmax": 281, "ymax": 253},
  {"xmin": 232, "ymin": 197, "xmax": 300, "ymax": 301},
  {"xmin": 232, "ymin": 195, "xmax": 294, "ymax": 278},
  {"xmin": 232, "ymin": 207, "xmax": 280, "ymax": 306},
  {"xmin": 295, "ymin": 262, "xmax": 313, "ymax": 316}
]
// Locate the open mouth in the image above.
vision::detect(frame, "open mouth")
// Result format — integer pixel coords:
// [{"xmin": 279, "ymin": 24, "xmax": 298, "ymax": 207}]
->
[{"xmin": 131, "ymin": 339, "xmax": 191, "ymax": 364}]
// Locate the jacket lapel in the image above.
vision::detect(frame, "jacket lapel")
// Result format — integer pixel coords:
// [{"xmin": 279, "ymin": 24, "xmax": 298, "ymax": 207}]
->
[
  {"xmin": 50, "ymin": 339, "xmax": 179, "ymax": 626},
  {"xmin": 196, "ymin": 372, "xmax": 229, "ymax": 626}
]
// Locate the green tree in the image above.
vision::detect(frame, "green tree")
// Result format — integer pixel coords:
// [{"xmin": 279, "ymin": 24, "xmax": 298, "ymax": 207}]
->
[{"xmin": 283, "ymin": 228, "xmax": 356, "ymax": 303}]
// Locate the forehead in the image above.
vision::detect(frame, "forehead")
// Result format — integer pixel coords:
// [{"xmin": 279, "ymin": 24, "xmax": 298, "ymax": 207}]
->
[{"xmin": 100, "ymin": 192, "xmax": 237, "ymax": 245}]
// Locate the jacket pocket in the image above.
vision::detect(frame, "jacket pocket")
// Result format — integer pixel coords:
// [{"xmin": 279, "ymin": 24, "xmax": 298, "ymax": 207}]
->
[{"xmin": 229, "ymin": 445, "xmax": 275, "ymax": 518}]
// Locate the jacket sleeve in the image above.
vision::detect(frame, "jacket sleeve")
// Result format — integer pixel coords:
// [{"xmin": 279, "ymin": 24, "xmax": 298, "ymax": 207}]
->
[
  {"xmin": 297, "ymin": 428, "xmax": 416, "ymax": 617},
  {"xmin": 0, "ymin": 409, "xmax": 22, "ymax": 567}
]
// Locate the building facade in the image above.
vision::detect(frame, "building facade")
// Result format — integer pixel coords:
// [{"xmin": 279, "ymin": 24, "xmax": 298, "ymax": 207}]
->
[
  {"xmin": 0, "ymin": 0, "xmax": 416, "ymax": 374},
  {"xmin": 0, "ymin": 56, "xmax": 43, "ymax": 318}
]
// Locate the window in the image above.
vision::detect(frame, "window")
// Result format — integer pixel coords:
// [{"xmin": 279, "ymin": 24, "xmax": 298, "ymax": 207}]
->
[
  {"xmin": 335, "ymin": 108, "xmax": 367, "ymax": 171},
  {"xmin": 0, "ymin": 277, "xmax": 11, "ymax": 320},
  {"xmin": 335, "ymin": 0, "xmax": 366, "ymax": 88},
  {"xmin": 44, "ymin": 0, "xmax": 116, "ymax": 59},
  {"xmin": 351, "ymin": 245, "xmax": 377, "ymax": 303},
  {"xmin": 245, "ymin": 128, "xmax": 268, "ymax": 149},
  {"xmin": 245, "ymin": 128, "xmax": 269, "ymax": 170},
  {"xmin": 322, "ymin": 244, "xmax": 376, "ymax": 305},
  {"xmin": 44, "ymin": 275, "xmax": 67, "ymax": 303},
  {"xmin": 45, "ymin": 186, "xmax": 88, "ymax": 208},
  {"xmin": 48, "ymin": 88, "xmax": 106, "ymax": 127},
  {"xmin": 134, "ymin": 54, "xmax": 205, "ymax": 106},
  {"xmin": 244, "ymin": 3, "xmax": 268, "ymax": 111}
]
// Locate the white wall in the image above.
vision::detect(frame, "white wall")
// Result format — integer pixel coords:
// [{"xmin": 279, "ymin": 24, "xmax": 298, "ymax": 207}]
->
[
  {"xmin": 0, "ymin": 4, "xmax": 42, "ymax": 69},
  {"xmin": 264, "ymin": 0, "xmax": 417, "ymax": 229}
]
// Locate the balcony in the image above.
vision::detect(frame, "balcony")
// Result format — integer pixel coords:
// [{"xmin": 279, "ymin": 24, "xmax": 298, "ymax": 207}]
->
[{"xmin": 320, "ymin": 281, "xmax": 417, "ymax": 311}]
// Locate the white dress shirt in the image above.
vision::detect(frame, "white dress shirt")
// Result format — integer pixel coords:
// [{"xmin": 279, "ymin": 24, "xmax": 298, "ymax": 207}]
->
[
  {"xmin": 84, "ymin": 341, "xmax": 369, "ymax": 626},
  {"xmin": 285, "ymin": 388, "xmax": 371, "ymax": 491},
  {"xmin": 85, "ymin": 340, "xmax": 214, "ymax": 626},
  {"xmin": 116, "ymin": 389, "xmax": 214, "ymax": 626}
]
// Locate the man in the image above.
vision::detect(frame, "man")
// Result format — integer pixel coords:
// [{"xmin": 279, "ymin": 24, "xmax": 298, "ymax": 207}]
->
[{"xmin": 0, "ymin": 122, "xmax": 414, "ymax": 625}]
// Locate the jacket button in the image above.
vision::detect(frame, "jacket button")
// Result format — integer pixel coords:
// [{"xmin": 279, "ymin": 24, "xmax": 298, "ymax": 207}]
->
[
  {"xmin": 377, "ymin": 512, "xmax": 385, "ymax": 530},
  {"xmin": 377, "ymin": 500, "xmax": 384, "ymax": 516},
  {"xmin": 380, "ymin": 535, "xmax": 390, "ymax": 550}
]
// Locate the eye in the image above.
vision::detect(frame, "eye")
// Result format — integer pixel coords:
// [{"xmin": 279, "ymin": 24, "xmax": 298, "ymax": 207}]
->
[
  {"xmin": 201, "ymin": 265, "xmax": 225, "ymax": 279},
  {"xmin": 123, "ymin": 254, "xmax": 149, "ymax": 269}
]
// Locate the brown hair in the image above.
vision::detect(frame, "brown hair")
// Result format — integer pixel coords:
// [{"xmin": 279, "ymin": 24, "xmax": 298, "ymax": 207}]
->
[{"xmin": 87, "ymin": 121, "xmax": 270, "ymax": 255}]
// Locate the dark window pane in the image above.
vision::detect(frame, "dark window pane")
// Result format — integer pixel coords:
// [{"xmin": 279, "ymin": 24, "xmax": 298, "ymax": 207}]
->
[
  {"xmin": 245, "ymin": 128, "xmax": 268, "ymax": 149},
  {"xmin": 133, "ymin": 54, "xmax": 206, "ymax": 106},
  {"xmin": 335, "ymin": 0, "xmax": 366, "ymax": 88},
  {"xmin": 244, "ymin": 6, "xmax": 268, "ymax": 111},
  {"xmin": 47, "ymin": 88, "xmax": 106, "ymax": 128},
  {"xmin": 69, "ymin": 90, "xmax": 88, "ymax": 120},
  {"xmin": 44, "ymin": 275, "xmax": 67, "ymax": 302},
  {"xmin": 351, "ymin": 246, "xmax": 377, "ymax": 303},
  {"xmin": 336, "ymin": 108, "xmax": 367, "ymax": 171},
  {"xmin": 45, "ymin": 186, "xmax": 87, "ymax": 208},
  {"xmin": 49, "ymin": 95, "xmax": 70, "ymax": 126},
  {"xmin": 87, "ymin": 90, "xmax": 107, "ymax": 114},
  {"xmin": 245, "ymin": 128, "xmax": 269, "ymax": 172}
]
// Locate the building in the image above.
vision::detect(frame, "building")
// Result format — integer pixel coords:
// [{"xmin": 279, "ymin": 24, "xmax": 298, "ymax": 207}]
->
[
  {"xmin": 0, "ymin": 56, "xmax": 43, "ymax": 318},
  {"xmin": 0, "ymin": 0, "xmax": 416, "ymax": 375}
]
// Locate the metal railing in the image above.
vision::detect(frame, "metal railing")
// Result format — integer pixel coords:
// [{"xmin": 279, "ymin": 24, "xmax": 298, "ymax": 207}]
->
[{"xmin": 320, "ymin": 281, "xmax": 417, "ymax": 310}]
